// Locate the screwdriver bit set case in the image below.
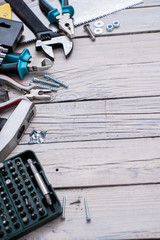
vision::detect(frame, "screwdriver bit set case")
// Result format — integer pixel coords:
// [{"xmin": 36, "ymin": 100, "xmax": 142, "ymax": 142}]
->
[{"xmin": 0, "ymin": 150, "xmax": 62, "ymax": 240}]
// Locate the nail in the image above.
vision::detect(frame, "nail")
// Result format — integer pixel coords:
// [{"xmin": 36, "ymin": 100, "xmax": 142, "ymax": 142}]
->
[
  {"xmin": 84, "ymin": 199, "xmax": 91, "ymax": 222},
  {"xmin": 61, "ymin": 196, "xmax": 66, "ymax": 220}
]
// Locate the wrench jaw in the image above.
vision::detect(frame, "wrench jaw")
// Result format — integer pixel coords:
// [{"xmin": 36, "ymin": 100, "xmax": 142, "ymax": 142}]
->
[{"xmin": 36, "ymin": 36, "xmax": 73, "ymax": 60}]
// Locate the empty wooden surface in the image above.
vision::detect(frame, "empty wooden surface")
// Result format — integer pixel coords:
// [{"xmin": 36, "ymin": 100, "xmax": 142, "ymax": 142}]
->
[{"xmin": 1, "ymin": 0, "xmax": 160, "ymax": 239}]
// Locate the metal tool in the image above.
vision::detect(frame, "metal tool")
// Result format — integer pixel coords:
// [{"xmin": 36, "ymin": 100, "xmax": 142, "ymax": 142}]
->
[
  {"xmin": 44, "ymin": 74, "xmax": 68, "ymax": 88},
  {"xmin": 61, "ymin": 196, "xmax": 66, "ymax": 220},
  {"xmin": 0, "ymin": 74, "xmax": 52, "ymax": 101},
  {"xmin": 0, "ymin": 48, "xmax": 53, "ymax": 80},
  {"xmin": 0, "ymin": 3, "xmax": 12, "ymax": 20},
  {"xmin": 83, "ymin": 24, "xmax": 96, "ymax": 41},
  {"xmin": 6, "ymin": 0, "xmax": 73, "ymax": 60},
  {"xmin": 0, "ymin": 17, "xmax": 23, "ymax": 52},
  {"xmin": 84, "ymin": 198, "xmax": 91, "ymax": 222},
  {"xmin": 0, "ymin": 98, "xmax": 35, "ymax": 162},
  {"xmin": 39, "ymin": 0, "xmax": 74, "ymax": 38},
  {"xmin": 27, "ymin": 159, "xmax": 52, "ymax": 206}
]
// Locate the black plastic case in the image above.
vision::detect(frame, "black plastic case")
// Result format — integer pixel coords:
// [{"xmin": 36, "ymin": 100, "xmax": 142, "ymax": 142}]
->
[{"xmin": 0, "ymin": 150, "xmax": 62, "ymax": 240}]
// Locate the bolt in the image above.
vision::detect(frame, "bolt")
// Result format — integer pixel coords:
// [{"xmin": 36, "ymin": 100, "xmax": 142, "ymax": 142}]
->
[
  {"xmin": 84, "ymin": 199, "xmax": 91, "ymax": 222},
  {"xmin": 44, "ymin": 74, "xmax": 68, "ymax": 89},
  {"xmin": 83, "ymin": 24, "xmax": 96, "ymax": 41},
  {"xmin": 32, "ymin": 77, "xmax": 60, "ymax": 88},
  {"xmin": 61, "ymin": 196, "xmax": 66, "ymax": 220}
]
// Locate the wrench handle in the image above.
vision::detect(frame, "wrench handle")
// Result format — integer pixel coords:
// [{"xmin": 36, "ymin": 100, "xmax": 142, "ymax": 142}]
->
[{"xmin": 5, "ymin": 0, "xmax": 50, "ymax": 36}]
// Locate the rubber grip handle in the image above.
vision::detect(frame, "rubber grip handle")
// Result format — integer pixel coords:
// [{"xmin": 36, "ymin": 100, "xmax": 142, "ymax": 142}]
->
[
  {"xmin": 39, "ymin": 0, "xmax": 53, "ymax": 14},
  {"xmin": 5, "ymin": 0, "xmax": 50, "ymax": 36},
  {"xmin": 63, "ymin": 0, "xmax": 69, "ymax": 6}
]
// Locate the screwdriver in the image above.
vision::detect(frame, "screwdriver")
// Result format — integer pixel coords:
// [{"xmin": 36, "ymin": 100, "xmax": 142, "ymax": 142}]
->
[{"xmin": 27, "ymin": 159, "xmax": 52, "ymax": 206}]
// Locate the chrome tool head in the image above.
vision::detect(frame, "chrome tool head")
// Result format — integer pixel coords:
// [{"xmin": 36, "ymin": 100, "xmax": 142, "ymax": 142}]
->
[{"xmin": 36, "ymin": 35, "xmax": 73, "ymax": 60}]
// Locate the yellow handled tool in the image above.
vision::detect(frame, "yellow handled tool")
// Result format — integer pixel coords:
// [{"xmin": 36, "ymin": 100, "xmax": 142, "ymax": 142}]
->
[{"xmin": 0, "ymin": 3, "xmax": 12, "ymax": 19}]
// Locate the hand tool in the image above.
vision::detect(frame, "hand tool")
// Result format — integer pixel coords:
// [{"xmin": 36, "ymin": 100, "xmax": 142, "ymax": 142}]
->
[
  {"xmin": 27, "ymin": 159, "xmax": 52, "ymax": 206},
  {"xmin": 39, "ymin": 0, "xmax": 74, "ymax": 38},
  {"xmin": 0, "ymin": 48, "xmax": 53, "ymax": 79},
  {"xmin": 0, "ymin": 3, "xmax": 12, "ymax": 20},
  {"xmin": 0, "ymin": 74, "xmax": 52, "ymax": 102},
  {"xmin": 5, "ymin": 0, "xmax": 73, "ymax": 60},
  {"xmin": 0, "ymin": 98, "xmax": 35, "ymax": 162},
  {"xmin": 0, "ymin": 17, "xmax": 23, "ymax": 52}
]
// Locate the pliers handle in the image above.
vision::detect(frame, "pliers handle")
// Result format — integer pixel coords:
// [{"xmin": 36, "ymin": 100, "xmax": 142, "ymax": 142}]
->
[
  {"xmin": 39, "ymin": 0, "xmax": 74, "ymax": 22},
  {"xmin": 39, "ymin": 0, "xmax": 74, "ymax": 38}
]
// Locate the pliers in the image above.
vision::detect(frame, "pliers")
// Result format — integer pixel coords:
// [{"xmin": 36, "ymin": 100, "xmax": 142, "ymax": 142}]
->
[
  {"xmin": 39, "ymin": 0, "xmax": 75, "ymax": 38},
  {"xmin": 0, "ymin": 48, "xmax": 53, "ymax": 80},
  {"xmin": 0, "ymin": 74, "xmax": 52, "ymax": 109}
]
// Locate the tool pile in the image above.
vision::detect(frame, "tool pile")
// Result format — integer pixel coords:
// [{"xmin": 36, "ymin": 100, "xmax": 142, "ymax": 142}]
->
[{"xmin": 0, "ymin": 0, "xmax": 75, "ymax": 239}]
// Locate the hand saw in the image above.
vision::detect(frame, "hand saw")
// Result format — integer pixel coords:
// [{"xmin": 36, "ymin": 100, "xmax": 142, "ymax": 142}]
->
[{"xmin": 0, "ymin": 3, "xmax": 12, "ymax": 19}]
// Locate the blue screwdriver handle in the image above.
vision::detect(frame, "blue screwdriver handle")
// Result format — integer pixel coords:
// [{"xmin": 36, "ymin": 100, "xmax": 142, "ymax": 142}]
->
[{"xmin": 1, "ymin": 49, "xmax": 31, "ymax": 80}]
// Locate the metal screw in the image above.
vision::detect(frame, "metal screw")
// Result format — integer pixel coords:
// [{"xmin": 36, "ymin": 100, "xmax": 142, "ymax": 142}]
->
[
  {"xmin": 32, "ymin": 77, "xmax": 60, "ymax": 88},
  {"xmin": 70, "ymin": 199, "xmax": 81, "ymax": 205},
  {"xmin": 40, "ymin": 130, "xmax": 48, "ymax": 138},
  {"xmin": 44, "ymin": 74, "xmax": 68, "ymax": 88},
  {"xmin": 84, "ymin": 199, "xmax": 91, "ymax": 222},
  {"xmin": 61, "ymin": 196, "xmax": 66, "ymax": 220},
  {"xmin": 83, "ymin": 24, "xmax": 96, "ymax": 41},
  {"xmin": 33, "ymin": 84, "xmax": 57, "ymax": 92}
]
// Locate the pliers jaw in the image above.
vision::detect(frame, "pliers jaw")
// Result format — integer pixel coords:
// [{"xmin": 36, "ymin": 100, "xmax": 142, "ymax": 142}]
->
[{"xmin": 57, "ymin": 13, "xmax": 74, "ymax": 39}]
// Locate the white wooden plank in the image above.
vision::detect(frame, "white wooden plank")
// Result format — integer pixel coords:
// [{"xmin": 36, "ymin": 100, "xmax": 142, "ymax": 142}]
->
[
  {"xmin": 9, "ymin": 137, "xmax": 160, "ymax": 188},
  {"xmin": 14, "ymin": 96, "xmax": 160, "ymax": 143},
  {"xmin": 19, "ymin": 185, "xmax": 160, "ymax": 240},
  {"xmin": 76, "ymin": 6, "xmax": 160, "ymax": 37},
  {"xmin": 11, "ymin": 32, "xmax": 160, "ymax": 102}
]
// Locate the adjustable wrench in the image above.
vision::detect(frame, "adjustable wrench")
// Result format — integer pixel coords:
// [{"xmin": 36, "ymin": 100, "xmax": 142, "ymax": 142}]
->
[{"xmin": 5, "ymin": 0, "xmax": 73, "ymax": 60}]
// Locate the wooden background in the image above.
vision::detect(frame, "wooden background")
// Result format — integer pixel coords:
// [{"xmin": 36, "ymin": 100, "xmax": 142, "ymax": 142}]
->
[{"xmin": 1, "ymin": 0, "xmax": 160, "ymax": 239}]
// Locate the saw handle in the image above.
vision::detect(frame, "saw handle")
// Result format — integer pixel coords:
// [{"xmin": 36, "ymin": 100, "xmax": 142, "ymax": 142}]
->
[{"xmin": 5, "ymin": 0, "xmax": 53, "ymax": 37}]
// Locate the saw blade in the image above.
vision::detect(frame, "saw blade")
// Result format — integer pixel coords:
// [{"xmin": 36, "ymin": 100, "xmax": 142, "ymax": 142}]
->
[{"xmin": 0, "ymin": 3, "xmax": 12, "ymax": 20}]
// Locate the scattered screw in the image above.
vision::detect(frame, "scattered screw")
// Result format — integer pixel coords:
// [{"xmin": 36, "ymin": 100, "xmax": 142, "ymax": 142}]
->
[
  {"xmin": 84, "ymin": 199, "xmax": 91, "ymax": 222},
  {"xmin": 32, "ymin": 77, "xmax": 60, "ymax": 88},
  {"xmin": 83, "ymin": 23, "xmax": 96, "ymax": 41},
  {"xmin": 40, "ymin": 130, "xmax": 48, "ymax": 138},
  {"xmin": 44, "ymin": 74, "xmax": 68, "ymax": 89},
  {"xmin": 33, "ymin": 84, "xmax": 57, "ymax": 92},
  {"xmin": 70, "ymin": 199, "xmax": 81, "ymax": 205},
  {"xmin": 61, "ymin": 196, "xmax": 66, "ymax": 220}
]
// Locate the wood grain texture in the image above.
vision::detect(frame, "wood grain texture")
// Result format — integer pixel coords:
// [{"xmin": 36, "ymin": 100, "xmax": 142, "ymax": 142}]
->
[
  {"xmin": 14, "ymin": 96, "xmax": 160, "ymax": 144},
  {"xmin": 18, "ymin": 185, "xmax": 160, "ymax": 240},
  {"xmin": 12, "ymin": 33, "xmax": 160, "ymax": 103},
  {"xmin": 9, "ymin": 137, "xmax": 160, "ymax": 188},
  {"xmin": 1, "ymin": 0, "xmax": 160, "ymax": 239}
]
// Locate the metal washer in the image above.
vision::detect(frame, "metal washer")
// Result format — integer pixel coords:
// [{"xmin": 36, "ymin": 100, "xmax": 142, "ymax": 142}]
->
[
  {"xmin": 94, "ymin": 21, "xmax": 104, "ymax": 28},
  {"xmin": 94, "ymin": 28, "xmax": 103, "ymax": 35}
]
